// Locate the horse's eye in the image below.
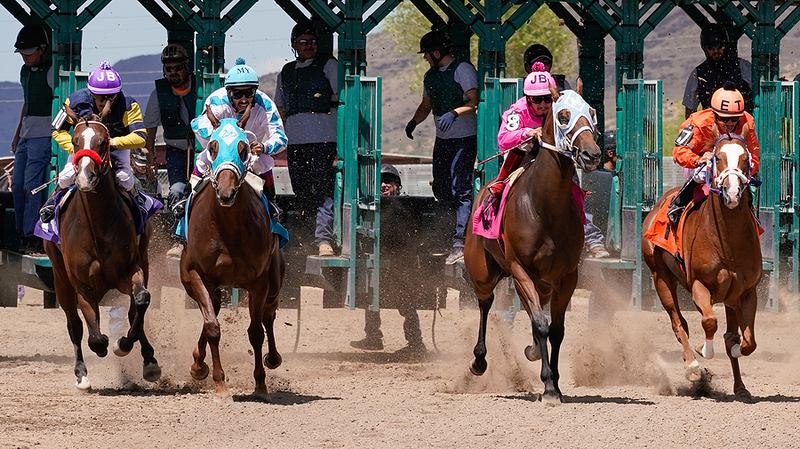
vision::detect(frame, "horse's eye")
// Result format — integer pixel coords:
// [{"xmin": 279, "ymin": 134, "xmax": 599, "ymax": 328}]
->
[{"xmin": 557, "ymin": 110, "xmax": 571, "ymax": 127}]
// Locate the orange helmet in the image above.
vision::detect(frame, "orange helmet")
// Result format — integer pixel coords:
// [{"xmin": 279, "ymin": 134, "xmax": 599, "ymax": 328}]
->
[{"xmin": 711, "ymin": 87, "xmax": 745, "ymax": 117}]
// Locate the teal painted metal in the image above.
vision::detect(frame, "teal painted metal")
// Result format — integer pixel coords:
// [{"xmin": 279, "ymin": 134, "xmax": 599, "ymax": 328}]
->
[
  {"xmin": 619, "ymin": 78, "xmax": 662, "ymax": 310},
  {"xmin": 475, "ymin": 77, "xmax": 523, "ymax": 188},
  {"xmin": 336, "ymin": 75, "xmax": 382, "ymax": 310}
]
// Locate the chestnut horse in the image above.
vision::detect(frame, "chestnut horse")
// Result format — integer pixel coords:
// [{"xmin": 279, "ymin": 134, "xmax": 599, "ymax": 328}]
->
[
  {"xmin": 44, "ymin": 114, "xmax": 159, "ymax": 389},
  {"xmin": 464, "ymin": 88, "xmax": 601, "ymax": 403},
  {"xmin": 642, "ymin": 131, "xmax": 762, "ymax": 401},
  {"xmin": 179, "ymin": 111, "xmax": 285, "ymax": 396}
]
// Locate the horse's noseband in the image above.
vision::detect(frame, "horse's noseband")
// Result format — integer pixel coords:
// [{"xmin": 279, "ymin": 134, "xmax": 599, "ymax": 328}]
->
[{"xmin": 72, "ymin": 120, "xmax": 111, "ymax": 180}]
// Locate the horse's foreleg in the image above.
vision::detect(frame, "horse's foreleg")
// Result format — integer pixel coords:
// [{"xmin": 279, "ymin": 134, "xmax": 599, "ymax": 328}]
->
[
  {"xmin": 262, "ymin": 249, "xmax": 284, "ymax": 372},
  {"xmin": 724, "ymin": 305, "xmax": 751, "ymax": 402},
  {"xmin": 181, "ymin": 268, "xmax": 214, "ymax": 382},
  {"xmin": 653, "ymin": 269, "xmax": 698, "ymax": 380},
  {"xmin": 206, "ymin": 287, "xmax": 226, "ymax": 396},
  {"xmin": 691, "ymin": 281, "xmax": 717, "ymax": 359},
  {"xmin": 548, "ymin": 271, "xmax": 577, "ymax": 400},
  {"xmin": 469, "ymin": 292, "xmax": 494, "ymax": 376},
  {"xmin": 125, "ymin": 268, "xmax": 159, "ymax": 382},
  {"xmin": 248, "ymin": 286, "xmax": 267, "ymax": 396},
  {"xmin": 76, "ymin": 292, "xmax": 108, "ymax": 358},
  {"xmin": 736, "ymin": 288, "xmax": 758, "ymax": 357}
]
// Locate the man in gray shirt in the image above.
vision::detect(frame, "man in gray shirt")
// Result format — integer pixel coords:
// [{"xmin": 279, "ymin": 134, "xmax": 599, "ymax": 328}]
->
[
  {"xmin": 143, "ymin": 43, "xmax": 196, "ymax": 258},
  {"xmin": 274, "ymin": 21, "xmax": 339, "ymax": 257}
]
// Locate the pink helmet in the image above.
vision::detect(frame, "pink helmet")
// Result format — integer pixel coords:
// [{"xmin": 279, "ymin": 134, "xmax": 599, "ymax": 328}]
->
[
  {"xmin": 523, "ymin": 61, "xmax": 555, "ymax": 96},
  {"xmin": 87, "ymin": 61, "xmax": 122, "ymax": 95}
]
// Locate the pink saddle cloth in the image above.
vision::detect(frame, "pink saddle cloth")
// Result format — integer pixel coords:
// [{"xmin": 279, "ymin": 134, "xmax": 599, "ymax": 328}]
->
[{"xmin": 473, "ymin": 179, "xmax": 587, "ymax": 240}]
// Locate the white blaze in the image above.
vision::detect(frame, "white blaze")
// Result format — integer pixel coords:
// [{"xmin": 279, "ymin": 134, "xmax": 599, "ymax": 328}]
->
[{"xmin": 719, "ymin": 142, "xmax": 745, "ymax": 204}]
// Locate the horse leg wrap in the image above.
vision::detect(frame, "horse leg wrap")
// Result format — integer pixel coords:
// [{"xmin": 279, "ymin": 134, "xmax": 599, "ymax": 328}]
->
[
  {"xmin": 702, "ymin": 338, "xmax": 714, "ymax": 359},
  {"xmin": 730, "ymin": 344, "xmax": 743, "ymax": 358}
]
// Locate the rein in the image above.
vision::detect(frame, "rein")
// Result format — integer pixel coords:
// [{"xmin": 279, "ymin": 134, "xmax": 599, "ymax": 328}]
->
[
  {"xmin": 706, "ymin": 132, "xmax": 752, "ymax": 196},
  {"xmin": 73, "ymin": 120, "xmax": 112, "ymax": 179}
]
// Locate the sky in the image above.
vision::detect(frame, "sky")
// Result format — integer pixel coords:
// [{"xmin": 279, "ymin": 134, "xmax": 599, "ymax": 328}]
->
[{"xmin": 0, "ymin": 2, "xmax": 300, "ymax": 82}]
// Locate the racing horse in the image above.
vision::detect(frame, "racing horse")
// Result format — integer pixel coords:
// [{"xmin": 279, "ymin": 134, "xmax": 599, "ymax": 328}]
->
[
  {"xmin": 180, "ymin": 109, "xmax": 285, "ymax": 396},
  {"xmin": 642, "ymin": 131, "xmax": 762, "ymax": 401},
  {"xmin": 464, "ymin": 86, "xmax": 601, "ymax": 403},
  {"xmin": 43, "ymin": 113, "xmax": 160, "ymax": 389}
]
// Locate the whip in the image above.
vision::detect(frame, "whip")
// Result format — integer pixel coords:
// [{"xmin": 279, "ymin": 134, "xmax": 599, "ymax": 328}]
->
[{"xmin": 475, "ymin": 136, "xmax": 535, "ymax": 166}]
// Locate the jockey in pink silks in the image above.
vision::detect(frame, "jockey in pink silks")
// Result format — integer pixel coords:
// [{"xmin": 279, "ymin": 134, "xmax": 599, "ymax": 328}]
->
[{"xmin": 483, "ymin": 61, "xmax": 556, "ymax": 211}]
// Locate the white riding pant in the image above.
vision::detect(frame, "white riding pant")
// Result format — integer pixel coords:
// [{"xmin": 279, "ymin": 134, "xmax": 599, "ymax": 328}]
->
[{"xmin": 58, "ymin": 149, "xmax": 134, "ymax": 191}]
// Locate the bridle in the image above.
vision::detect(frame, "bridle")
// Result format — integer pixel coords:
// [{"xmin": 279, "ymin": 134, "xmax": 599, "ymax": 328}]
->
[
  {"xmin": 707, "ymin": 132, "xmax": 752, "ymax": 197},
  {"xmin": 206, "ymin": 127, "xmax": 256, "ymax": 197},
  {"xmin": 538, "ymin": 92, "xmax": 598, "ymax": 169},
  {"xmin": 72, "ymin": 119, "xmax": 111, "ymax": 179}
]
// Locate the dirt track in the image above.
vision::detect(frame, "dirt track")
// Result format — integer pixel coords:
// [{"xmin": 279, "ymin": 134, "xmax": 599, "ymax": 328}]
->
[{"xmin": 2, "ymin": 282, "xmax": 800, "ymax": 448}]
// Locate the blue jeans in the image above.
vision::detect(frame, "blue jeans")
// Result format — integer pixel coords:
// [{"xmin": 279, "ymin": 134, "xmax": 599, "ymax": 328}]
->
[
  {"xmin": 432, "ymin": 136, "xmax": 477, "ymax": 248},
  {"xmin": 287, "ymin": 142, "xmax": 337, "ymax": 245},
  {"xmin": 12, "ymin": 137, "xmax": 51, "ymax": 237},
  {"xmin": 165, "ymin": 146, "xmax": 189, "ymax": 206},
  {"xmin": 584, "ymin": 212, "xmax": 605, "ymax": 248}
]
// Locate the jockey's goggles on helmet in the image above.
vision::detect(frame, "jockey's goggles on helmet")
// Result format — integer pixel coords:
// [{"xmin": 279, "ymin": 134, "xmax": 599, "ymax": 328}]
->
[
  {"xmin": 296, "ymin": 38, "xmax": 317, "ymax": 47},
  {"xmin": 228, "ymin": 88, "xmax": 256, "ymax": 99},
  {"xmin": 715, "ymin": 113, "xmax": 740, "ymax": 123},
  {"xmin": 527, "ymin": 95, "xmax": 553, "ymax": 104}
]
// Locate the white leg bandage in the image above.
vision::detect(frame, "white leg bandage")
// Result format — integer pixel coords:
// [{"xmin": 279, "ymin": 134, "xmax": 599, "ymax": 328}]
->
[{"xmin": 702, "ymin": 338, "xmax": 714, "ymax": 359}]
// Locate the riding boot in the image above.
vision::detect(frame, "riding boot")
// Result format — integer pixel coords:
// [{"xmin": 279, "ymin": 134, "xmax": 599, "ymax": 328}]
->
[
  {"xmin": 171, "ymin": 198, "xmax": 188, "ymax": 221},
  {"xmin": 667, "ymin": 178, "xmax": 700, "ymax": 228},
  {"xmin": 39, "ymin": 188, "xmax": 60, "ymax": 223},
  {"xmin": 483, "ymin": 148, "xmax": 525, "ymax": 224}
]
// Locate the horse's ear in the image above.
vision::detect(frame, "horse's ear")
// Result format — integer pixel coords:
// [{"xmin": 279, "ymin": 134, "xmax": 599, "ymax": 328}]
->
[
  {"xmin": 237, "ymin": 102, "xmax": 253, "ymax": 129},
  {"xmin": 575, "ymin": 77, "xmax": 583, "ymax": 96},
  {"xmin": 549, "ymin": 84, "xmax": 560, "ymax": 102},
  {"xmin": 64, "ymin": 104, "xmax": 80, "ymax": 125},
  {"xmin": 205, "ymin": 106, "xmax": 220, "ymax": 129},
  {"xmin": 208, "ymin": 139, "xmax": 219, "ymax": 159}
]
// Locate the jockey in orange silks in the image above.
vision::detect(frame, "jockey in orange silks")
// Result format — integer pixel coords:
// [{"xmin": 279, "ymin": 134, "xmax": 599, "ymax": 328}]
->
[{"xmin": 667, "ymin": 83, "xmax": 760, "ymax": 226}]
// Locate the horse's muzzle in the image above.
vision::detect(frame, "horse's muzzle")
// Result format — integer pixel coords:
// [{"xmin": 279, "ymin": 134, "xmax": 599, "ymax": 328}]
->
[{"xmin": 576, "ymin": 150, "xmax": 601, "ymax": 172}]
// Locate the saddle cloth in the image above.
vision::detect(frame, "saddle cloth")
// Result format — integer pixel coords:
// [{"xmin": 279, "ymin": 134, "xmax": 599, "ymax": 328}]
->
[
  {"xmin": 472, "ymin": 166, "xmax": 586, "ymax": 240},
  {"xmin": 34, "ymin": 187, "xmax": 162, "ymax": 245}
]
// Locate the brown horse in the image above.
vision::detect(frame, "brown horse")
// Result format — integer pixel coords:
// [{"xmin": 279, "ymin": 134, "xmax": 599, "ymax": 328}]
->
[
  {"xmin": 44, "ymin": 114, "xmax": 159, "ymax": 389},
  {"xmin": 179, "ymin": 111, "xmax": 285, "ymax": 397},
  {"xmin": 464, "ymin": 87, "xmax": 601, "ymax": 403},
  {"xmin": 642, "ymin": 130, "xmax": 762, "ymax": 401}
]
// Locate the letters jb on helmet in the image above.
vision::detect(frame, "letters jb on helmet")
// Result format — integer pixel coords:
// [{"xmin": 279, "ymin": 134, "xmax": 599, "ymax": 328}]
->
[{"xmin": 523, "ymin": 62, "xmax": 555, "ymax": 96}]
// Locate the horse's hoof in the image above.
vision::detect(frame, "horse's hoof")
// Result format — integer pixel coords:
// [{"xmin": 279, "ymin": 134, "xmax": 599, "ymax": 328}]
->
[
  {"xmin": 685, "ymin": 360, "xmax": 703, "ymax": 382},
  {"xmin": 113, "ymin": 339, "xmax": 131, "ymax": 357},
  {"xmin": 734, "ymin": 386, "xmax": 753, "ymax": 403},
  {"xmin": 264, "ymin": 352, "xmax": 282, "ymax": 370},
  {"xmin": 542, "ymin": 392, "xmax": 562, "ymax": 406},
  {"xmin": 253, "ymin": 386, "xmax": 269, "ymax": 400},
  {"xmin": 190, "ymin": 362, "xmax": 209, "ymax": 380},
  {"xmin": 143, "ymin": 362, "xmax": 162, "ymax": 382},
  {"xmin": 469, "ymin": 359, "xmax": 487, "ymax": 376},
  {"xmin": 75, "ymin": 376, "xmax": 91, "ymax": 390},
  {"xmin": 524, "ymin": 344, "xmax": 541, "ymax": 362}
]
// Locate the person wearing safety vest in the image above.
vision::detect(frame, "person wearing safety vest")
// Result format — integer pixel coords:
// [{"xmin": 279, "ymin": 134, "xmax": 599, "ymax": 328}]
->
[
  {"xmin": 683, "ymin": 23, "xmax": 753, "ymax": 119},
  {"xmin": 274, "ymin": 21, "xmax": 338, "ymax": 257},
  {"xmin": 668, "ymin": 84, "xmax": 760, "ymax": 227},
  {"xmin": 405, "ymin": 30, "xmax": 479, "ymax": 265},
  {"xmin": 143, "ymin": 43, "xmax": 197, "ymax": 258},
  {"xmin": 41, "ymin": 61, "xmax": 148, "ymax": 223},
  {"xmin": 11, "ymin": 24, "xmax": 52, "ymax": 253}
]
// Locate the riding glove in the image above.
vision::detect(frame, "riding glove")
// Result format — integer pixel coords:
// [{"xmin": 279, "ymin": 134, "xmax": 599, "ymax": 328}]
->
[
  {"xmin": 437, "ymin": 110, "xmax": 458, "ymax": 132},
  {"xmin": 405, "ymin": 120, "xmax": 416, "ymax": 139}
]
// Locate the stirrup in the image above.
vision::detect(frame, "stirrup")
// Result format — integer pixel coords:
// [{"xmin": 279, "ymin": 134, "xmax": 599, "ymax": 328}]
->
[{"xmin": 171, "ymin": 198, "xmax": 187, "ymax": 219}]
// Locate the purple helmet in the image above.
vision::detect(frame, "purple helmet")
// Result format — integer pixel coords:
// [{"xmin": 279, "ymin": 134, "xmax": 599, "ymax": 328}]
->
[{"xmin": 87, "ymin": 61, "xmax": 122, "ymax": 95}]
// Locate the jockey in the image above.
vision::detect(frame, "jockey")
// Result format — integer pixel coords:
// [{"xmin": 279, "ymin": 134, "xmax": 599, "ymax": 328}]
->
[
  {"xmin": 41, "ymin": 61, "xmax": 147, "ymax": 222},
  {"xmin": 667, "ymin": 83, "xmax": 760, "ymax": 227},
  {"xmin": 191, "ymin": 58, "xmax": 287, "ymax": 210},
  {"xmin": 482, "ymin": 61, "xmax": 555, "ymax": 211}
]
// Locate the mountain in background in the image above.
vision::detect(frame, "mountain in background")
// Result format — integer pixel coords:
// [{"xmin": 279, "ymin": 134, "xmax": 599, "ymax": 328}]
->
[{"xmin": 3, "ymin": 11, "xmax": 800, "ymax": 159}]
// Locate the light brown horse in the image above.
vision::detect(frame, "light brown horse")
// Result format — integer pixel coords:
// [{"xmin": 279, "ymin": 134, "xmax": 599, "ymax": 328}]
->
[
  {"xmin": 642, "ymin": 130, "xmax": 762, "ymax": 401},
  {"xmin": 44, "ymin": 113, "xmax": 159, "ymax": 389},
  {"xmin": 464, "ymin": 87, "xmax": 601, "ymax": 403},
  {"xmin": 179, "ymin": 110, "xmax": 285, "ymax": 397}
]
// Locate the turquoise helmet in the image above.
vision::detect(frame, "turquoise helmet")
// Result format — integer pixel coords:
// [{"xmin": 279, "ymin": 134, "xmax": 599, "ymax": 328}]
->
[{"xmin": 225, "ymin": 57, "xmax": 259, "ymax": 87}]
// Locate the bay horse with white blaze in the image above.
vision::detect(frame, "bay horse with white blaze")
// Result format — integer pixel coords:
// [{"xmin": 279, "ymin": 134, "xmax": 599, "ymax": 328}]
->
[
  {"xmin": 464, "ymin": 86, "xmax": 601, "ymax": 403},
  {"xmin": 642, "ymin": 130, "xmax": 762, "ymax": 401},
  {"xmin": 44, "ymin": 113, "xmax": 159, "ymax": 389},
  {"xmin": 180, "ymin": 109, "xmax": 285, "ymax": 397}
]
